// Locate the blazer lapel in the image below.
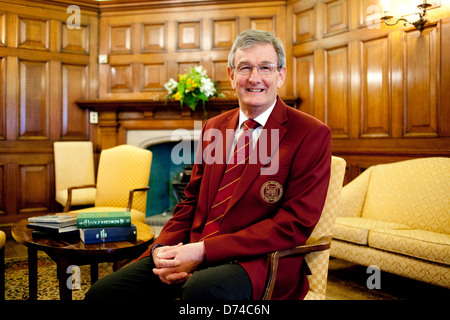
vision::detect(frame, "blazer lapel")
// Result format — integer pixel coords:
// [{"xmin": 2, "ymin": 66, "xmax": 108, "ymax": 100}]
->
[
  {"xmin": 225, "ymin": 98, "xmax": 289, "ymax": 212},
  {"xmin": 207, "ymin": 111, "xmax": 239, "ymax": 211}
]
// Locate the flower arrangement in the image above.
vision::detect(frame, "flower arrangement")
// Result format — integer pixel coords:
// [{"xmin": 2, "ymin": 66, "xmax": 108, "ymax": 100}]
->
[{"xmin": 164, "ymin": 66, "xmax": 222, "ymax": 113}]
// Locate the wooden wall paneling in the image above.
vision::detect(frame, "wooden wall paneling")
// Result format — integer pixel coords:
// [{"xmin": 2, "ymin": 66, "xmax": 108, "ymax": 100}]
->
[
  {"xmin": 357, "ymin": 0, "xmax": 382, "ymax": 29},
  {"xmin": 0, "ymin": 0, "xmax": 98, "ymax": 230},
  {"xmin": 48, "ymin": 60, "xmax": 61, "ymax": 141},
  {"xmin": 324, "ymin": 45, "xmax": 349, "ymax": 138},
  {"xmin": 441, "ymin": 17, "xmax": 450, "ymax": 137},
  {"xmin": 288, "ymin": 0, "xmax": 450, "ymax": 187},
  {"xmin": 98, "ymin": 15, "xmax": 110, "ymax": 100},
  {"xmin": 0, "ymin": 56, "xmax": 4, "ymax": 140},
  {"xmin": 61, "ymin": 63, "xmax": 89, "ymax": 139},
  {"xmin": 88, "ymin": 14, "xmax": 99, "ymax": 100},
  {"xmin": 142, "ymin": 62, "xmax": 166, "ymax": 91},
  {"xmin": 18, "ymin": 162, "xmax": 52, "ymax": 216},
  {"xmin": 61, "ymin": 22, "xmax": 89, "ymax": 54},
  {"xmin": 202, "ymin": 17, "xmax": 213, "ymax": 53},
  {"xmin": 404, "ymin": 25, "xmax": 439, "ymax": 137},
  {"xmin": 313, "ymin": 48, "xmax": 325, "ymax": 122},
  {"xmin": 18, "ymin": 16, "xmax": 50, "ymax": 50},
  {"xmin": 212, "ymin": 59, "xmax": 231, "ymax": 91},
  {"xmin": 98, "ymin": 109, "xmax": 119, "ymax": 150},
  {"xmin": 4, "ymin": 163, "xmax": 17, "ymax": 223},
  {"xmin": 18, "ymin": 59, "xmax": 49, "ymax": 140},
  {"xmin": 177, "ymin": 60, "xmax": 202, "ymax": 75},
  {"xmin": 249, "ymin": 16, "xmax": 275, "ymax": 33},
  {"xmin": 62, "ymin": 13, "xmax": 96, "ymax": 141},
  {"xmin": 97, "ymin": 2, "xmax": 290, "ymax": 100},
  {"xmin": 323, "ymin": 0, "xmax": 349, "ymax": 36},
  {"xmin": 0, "ymin": 12, "xmax": 5, "ymax": 46},
  {"xmin": 0, "ymin": 153, "xmax": 56, "ymax": 224},
  {"xmin": 109, "ymin": 63, "xmax": 133, "ymax": 92},
  {"xmin": 295, "ymin": 54, "xmax": 315, "ymax": 115},
  {"xmin": 390, "ymin": 28, "xmax": 404, "ymax": 139},
  {"xmin": 131, "ymin": 21, "xmax": 141, "ymax": 58},
  {"xmin": 210, "ymin": 16, "xmax": 236, "ymax": 91},
  {"xmin": 294, "ymin": 5, "xmax": 316, "ymax": 43},
  {"xmin": 5, "ymin": 56, "xmax": 17, "ymax": 141},
  {"xmin": 349, "ymin": 40, "xmax": 361, "ymax": 140},
  {"xmin": 142, "ymin": 22, "xmax": 167, "ymax": 53},
  {"xmin": 177, "ymin": 20, "xmax": 201, "ymax": 51},
  {"xmin": 212, "ymin": 18, "xmax": 237, "ymax": 49},
  {"xmin": 110, "ymin": 24, "xmax": 132, "ymax": 54},
  {"xmin": 0, "ymin": 164, "xmax": 4, "ymax": 216},
  {"xmin": 361, "ymin": 35, "xmax": 390, "ymax": 138}
]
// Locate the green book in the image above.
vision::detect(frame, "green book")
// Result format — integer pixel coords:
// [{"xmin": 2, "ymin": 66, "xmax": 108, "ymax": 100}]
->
[{"xmin": 77, "ymin": 211, "xmax": 131, "ymax": 229}]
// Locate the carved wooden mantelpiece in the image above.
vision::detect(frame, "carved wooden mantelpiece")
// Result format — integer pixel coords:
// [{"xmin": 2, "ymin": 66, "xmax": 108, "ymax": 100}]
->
[{"xmin": 77, "ymin": 97, "xmax": 300, "ymax": 150}]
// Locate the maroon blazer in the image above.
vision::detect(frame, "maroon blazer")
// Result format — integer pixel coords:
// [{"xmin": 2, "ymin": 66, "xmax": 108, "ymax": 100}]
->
[{"xmin": 139, "ymin": 97, "xmax": 332, "ymax": 299}]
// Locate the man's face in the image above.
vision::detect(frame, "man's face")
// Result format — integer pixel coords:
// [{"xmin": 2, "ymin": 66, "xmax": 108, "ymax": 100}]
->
[{"xmin": 228, "ymin": 43, "xmax": 286, "ymax": 114}]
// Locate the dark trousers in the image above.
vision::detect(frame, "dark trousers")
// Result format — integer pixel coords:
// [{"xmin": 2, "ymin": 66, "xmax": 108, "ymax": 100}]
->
[{"xmin": 84, "ymin": 257, "xmax": 253, "ymax": 300}]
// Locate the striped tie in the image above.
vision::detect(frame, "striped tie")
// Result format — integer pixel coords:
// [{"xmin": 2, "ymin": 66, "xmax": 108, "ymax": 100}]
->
[{"xmin": 200, "ymin": 119, "xmax": 260, "ymax": 241}]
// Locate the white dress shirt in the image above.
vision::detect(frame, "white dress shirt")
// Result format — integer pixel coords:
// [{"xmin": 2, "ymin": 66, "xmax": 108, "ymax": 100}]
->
[{"xmin": 227, "ymin": 100, "xmax": 276, "ymax": 163}]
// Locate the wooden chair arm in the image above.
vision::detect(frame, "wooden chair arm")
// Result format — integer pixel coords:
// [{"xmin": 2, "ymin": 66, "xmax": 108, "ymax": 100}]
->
[
  {"xmin": 64, "ymin": 184, "xmax": 97, "ymax": 212},
  {"xmin": 126, "ymin": 187, "xmax": 150, "ymax": 212},
  {"xmin": 261, "ymin": 235, "xmax": 332, "ymax": 300}
]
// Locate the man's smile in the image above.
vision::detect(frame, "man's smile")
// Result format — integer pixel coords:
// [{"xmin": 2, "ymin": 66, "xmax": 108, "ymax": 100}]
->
[{"xmin": 247, "ymin": 88, "xmax": 264, "ymax": 92}]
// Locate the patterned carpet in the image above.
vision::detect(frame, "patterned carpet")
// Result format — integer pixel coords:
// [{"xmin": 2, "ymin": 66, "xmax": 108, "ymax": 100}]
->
[{"xmin": 4, "ymin": 254, "xmax": 114, "ymax": 300}]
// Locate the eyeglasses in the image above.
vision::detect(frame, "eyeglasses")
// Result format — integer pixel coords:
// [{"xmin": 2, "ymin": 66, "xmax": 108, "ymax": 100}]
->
[{"xmin": 233, "ymin": 63, "xmax": 279, "ymax": 75}]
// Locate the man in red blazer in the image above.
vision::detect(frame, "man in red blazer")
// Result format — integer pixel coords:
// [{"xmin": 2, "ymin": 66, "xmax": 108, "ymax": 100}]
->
[{"xmin": 85, "ymin": 29, "xmax": 331, "ymax": 300}]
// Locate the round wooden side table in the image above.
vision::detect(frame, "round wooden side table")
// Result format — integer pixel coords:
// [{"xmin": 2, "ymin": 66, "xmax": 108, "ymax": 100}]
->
[{"xmin": 12, "ymin": 218, "xmax": 155, "ymax": 300}]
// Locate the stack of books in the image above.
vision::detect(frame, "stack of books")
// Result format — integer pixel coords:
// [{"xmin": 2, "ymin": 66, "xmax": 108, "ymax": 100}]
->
[
  {"xmin": 27, "ymin": 214, "xmax": 78, "ymax": 237},
  {"xmin": 77, "ymin": 211, "xmax": 137, "ymax": 244}
]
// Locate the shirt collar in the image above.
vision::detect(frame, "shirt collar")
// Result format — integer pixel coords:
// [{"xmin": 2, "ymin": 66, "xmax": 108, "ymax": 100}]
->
[{"xmin": 238, "ymin": 100, "xmax": 276, "ymax": 129}]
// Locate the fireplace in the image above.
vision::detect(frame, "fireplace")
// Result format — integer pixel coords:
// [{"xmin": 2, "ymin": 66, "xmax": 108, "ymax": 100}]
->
[{"xmin": 127, "ymin": 128, "xmax": 200, "ymax": 217}]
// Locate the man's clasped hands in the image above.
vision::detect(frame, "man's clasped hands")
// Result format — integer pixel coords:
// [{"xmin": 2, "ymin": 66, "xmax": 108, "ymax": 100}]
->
[{"xmin": 152, "ymin": 242, "xmax": 206, "ymax": 284}]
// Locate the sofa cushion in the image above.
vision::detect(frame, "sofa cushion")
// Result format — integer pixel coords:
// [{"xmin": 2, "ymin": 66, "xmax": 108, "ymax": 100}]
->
[
  {"xmin": 368, "ymin": 229, "xmax": 450, "ymax": 265},
  {"xmin": 333, "ymin": 217, "xmax": 411, "ymax": 245}
]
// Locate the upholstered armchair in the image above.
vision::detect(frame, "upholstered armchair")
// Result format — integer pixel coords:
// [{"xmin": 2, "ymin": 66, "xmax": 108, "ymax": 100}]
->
[
  {"xmin": 262, "ymin": 156, "xmax": 346, "ymax": 300},
  {"xmin": 54, "ymin": 141, "xmax": 97, "ymax": 212},
  {"xmin": 66, "ymin": 144, "xmax": 153, "ymax": 223}
]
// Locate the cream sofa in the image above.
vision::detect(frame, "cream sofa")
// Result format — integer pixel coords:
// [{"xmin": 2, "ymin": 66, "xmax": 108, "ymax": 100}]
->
[{"xmin": 330, "ymin": 157, "xmax": 450, "ymax": 288}]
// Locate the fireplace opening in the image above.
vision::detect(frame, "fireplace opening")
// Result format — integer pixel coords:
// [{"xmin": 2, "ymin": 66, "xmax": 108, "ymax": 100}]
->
[
  {"xmin": 146, "ymin": 140, "xmax": 196, "ymax": 217},
  {"xmin": 126, "ymin": 128, "xmax": 200, "ymax": 231}
]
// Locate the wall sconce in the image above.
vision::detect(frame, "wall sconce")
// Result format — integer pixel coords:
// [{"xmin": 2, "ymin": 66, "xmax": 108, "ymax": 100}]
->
[{"xmin": 381, "ymin": 1, "xmax": 431, "ymax": 31}]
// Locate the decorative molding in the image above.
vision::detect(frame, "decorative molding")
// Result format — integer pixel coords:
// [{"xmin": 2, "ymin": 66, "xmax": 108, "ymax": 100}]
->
[
  {"xmin": 76, "ymin": 96, "xmax": 300, "ymax": 151},
  {"xmin": 77, "ymin": 97, "xmax": 300, "ymax": 114},
  {"xmin": 16, "ymin": 0, "xmax": 282, "ymax": 12}
]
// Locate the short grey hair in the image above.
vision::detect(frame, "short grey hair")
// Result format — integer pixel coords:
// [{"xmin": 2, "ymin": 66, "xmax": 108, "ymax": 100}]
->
[{"xmin": 228, "ymin": 29, "xmax": 286, "ymax": 69}]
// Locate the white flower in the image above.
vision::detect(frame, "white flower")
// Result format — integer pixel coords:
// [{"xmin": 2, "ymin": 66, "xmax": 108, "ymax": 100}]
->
[
  {"xmin": 164, "ymin": 78, "xmax": 178, "ymax": 94},
  {"xmin": 200, "ymin": 77, "xmax": 216, "ymax": 97},
  {"xmin": 194, "ymin": 65, "xmax": 207, "ymax": 77}
]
